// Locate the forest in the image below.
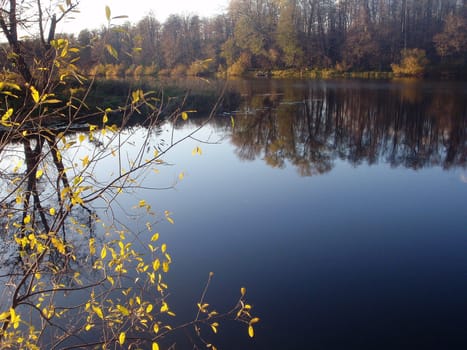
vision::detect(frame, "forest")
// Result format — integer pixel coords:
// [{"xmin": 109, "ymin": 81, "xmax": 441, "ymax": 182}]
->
[{"xmin": 1, "ymin": 0, "xmax": 466, "ymax": 78}]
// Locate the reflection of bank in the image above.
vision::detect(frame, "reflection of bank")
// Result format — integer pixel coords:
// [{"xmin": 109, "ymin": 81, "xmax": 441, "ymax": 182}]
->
[{"xmin": 228, "ymin": 80, "xmax": 467, "ymax": 176}]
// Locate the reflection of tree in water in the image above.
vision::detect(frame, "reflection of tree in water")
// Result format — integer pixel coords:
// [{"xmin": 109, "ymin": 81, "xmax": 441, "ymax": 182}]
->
[
  {"xmin": 0, "ymin": 106, "xmax": 260, "ymax": 348},
  {"xmin": 0, "ymin": 130, "xmax": 96, "ymax": 273},
  {"xmin": 230, "ymin": 82, "xmax": 466, "ymax": 175}
]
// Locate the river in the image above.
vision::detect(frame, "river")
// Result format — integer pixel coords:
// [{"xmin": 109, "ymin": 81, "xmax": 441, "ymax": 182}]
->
[
  {"xmin": 1, "ymin": 78, "xmax": 466, "ymax": 349},
  {"xmin": 107, "ymin": 78, "xmax": 467, "ymax": 349}
]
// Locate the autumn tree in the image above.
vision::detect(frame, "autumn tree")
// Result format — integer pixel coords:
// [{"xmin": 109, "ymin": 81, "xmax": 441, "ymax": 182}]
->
[
  {"xmin": 391, "ymin": 48, "xmax": 429, "ymax": 76},
  {"xmin": 134, "ymin": 13, "xmax": 163, "ymax": 69},
  {"xmin": 433, "ymin": 14, "xmax": 467, "ymax": 64},
  {"xmin": 0, "ymin": 1, "xmax": 259, "ymax": 349},
  {"xmin": 4, "ymin": 0, "xmax": 466, "ymax": 78},
  {"xmin": 341, "ymin": 1, "xmax": 380, "ymax": 70},
  {"xmin": 224, "ymin": 0, "xmax": 279, "ymax": 72},
  {"xmin": 275, "ymin": 0, "xmax": 305, "ymax": 67}
]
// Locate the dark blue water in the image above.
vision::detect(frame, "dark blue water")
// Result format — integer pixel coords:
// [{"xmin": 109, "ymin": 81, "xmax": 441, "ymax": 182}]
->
[{"xmin": 100, "ymin": 79, "xmax": 467, "ymax": 349}]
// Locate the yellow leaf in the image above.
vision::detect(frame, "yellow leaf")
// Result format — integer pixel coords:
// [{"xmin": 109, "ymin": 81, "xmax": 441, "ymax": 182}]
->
[
  {"xmin": 24, "ymin": 215, "xmax": 31, "ymax": 224},
  {"xmin": 105, "ymin": 44, "xmax": 118, "ymax": 60},
  {"xmin": 71, "ymin": 193, "xmax": 84, "ymax": 206},
  {"xmin": 1, "ymin": 108, "xmax": 13, "ymax": 121},
  {"xmin": 231, "ymin": 116, "xmax": 235, "ymax": 128},
  {"xmin": 152, "ymin": 259, "xmax": 160, "ymax": 271},
  {"xmin": 132, "ymin": 90, "xmax": 140, "ymax": 103},
  {"xmin": 198, "ymin": 303, "xmax": 209, "ymax": 313},
  {"xmin": 179, "ymin": 172, "xmax": 184, "ymax": 180},
  {"xmin": 105, "ymin": 5, "xmax": 111, "ymax": 21},
  {"xmin": 152, "ymin": 342, "xmax": 160, "ymax": 350},
  {"xmin": 210, "ymin": 322, "xmax": 219, "ymax": 334},
  {"xmin": 153, "ymin": 323, "xmax": 159, "ymax": 334},
  {"xmin": 42, "ymin": 98, "xmax": 62, "ymax": 104},
  {"xmin": 30, "ymin": 86, "xmax": 40, "ymax": 103},
  {"xmin": 241, "ymin": 287, "xmax": 246, "ymax": 296},
  {"xmin": 151, "ymin": 233, "xmax": 159, "ymax": 241},
  {"xmin": 100, "ymin": 246, "xmax": 107, "ymax": 259},
  {"xmin": 79, "ymin": 134, "xmax": 86, "ymax": 143},
  {"xmin": 138, "ymin": 199, "xmax": 147, "ymax": 207},
  {"xmin": 146, "ymin": 304, "xmax": 153, "ymax": 313},
  {"xmin": 119, "ymin": 332, "xmax": 125, "ymax": 345},
  {"xmin": 36, "ymin": 169, "xmax": 43, "ymax": 179},
  {"xmin": 51, "ymin": 237, "xmax": 66, "ymax": 254},
  {"xmin": 208, "ymin": 311, "xmax": 219, "ymax": 318},
  {"xmin": 10, "ymin": 308, "xmax": 20, "ymax": 329},
  {"xmin": 160, "ymin": 302, "xmax": 168, "ymax": 313},
  {"xmin": 250, "ymin": 317, "xmax": 260, "ymax": 325},
  {"xmin": 117, "ymin": 304, "xmax": 130, "ymax": 316},
  {"xmin": 181, "ymin": 111, "xmax": 189, "ymax": 120},
  {"xmin": 103, "ymin": 113, "xmax": 108, "ymax": 124},
  {"xmin": 162, "ymin": 261, "xmax": 169, "ymax": 273},
  {"xmin": 89, "ymin": 238, "xmax": 96, "ymax": 255},
  {"xmin": 49, "ymin": 207, "xmax": 56, "ymax": 216},
  {"xmin": 161, "ymin": 243, "xmax": 167, "ymax": 253},
  {"xmin": 192, "ymin": 146, "xmax": 202, "ymax": 156},
  {"xmin": 248, "ymin": 325, "xmax": 254, "ymax": 338},
  {"xmin": 92, "ymin": 305, "xmax": 104, "ymax": 319},
  {"xmin": 81, "ymin": 155, "xmax": 89, "ymax": 167}
]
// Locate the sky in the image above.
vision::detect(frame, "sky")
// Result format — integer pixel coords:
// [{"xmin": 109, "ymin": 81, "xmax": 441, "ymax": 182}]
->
[{"xmin": 58, "ymin": 0, "xmax": 229, "ymax": 34}]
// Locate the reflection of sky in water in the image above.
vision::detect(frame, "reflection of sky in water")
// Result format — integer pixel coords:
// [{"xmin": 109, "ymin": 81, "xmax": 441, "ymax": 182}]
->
[{"xmin": 86, "ymin": 120, "xmax": 467, "ymax": 349}]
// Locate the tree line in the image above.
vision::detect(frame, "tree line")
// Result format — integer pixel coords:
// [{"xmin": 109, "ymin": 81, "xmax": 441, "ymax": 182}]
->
[{"xmin": 1, "ymin": 0, "xmax": 467, "ymax": 79}]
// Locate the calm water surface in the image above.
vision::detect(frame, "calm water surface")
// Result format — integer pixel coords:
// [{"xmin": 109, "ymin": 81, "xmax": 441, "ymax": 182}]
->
[{"xmin": 97, "ymin": 79, "xmax": 467, "ymax": 348}]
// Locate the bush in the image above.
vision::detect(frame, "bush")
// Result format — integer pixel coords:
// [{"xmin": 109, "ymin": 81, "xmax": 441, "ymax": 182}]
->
[
  {"xmin": 132, "ymin": 64, "xmax": 144, "ymax": 77},
  {"xmin": 170, "ymin": 64, "xmax": 187, "ymax": 76},
  {"xmin": 158, "ymin": 68, "xmax": 171, "ymax": 76},
  {"xmin": 227, "ymin": 52, "xmax": 251, "ymax": 76},
  {"xmin": 89, "ymin": 63, "xmax": 106, "ymax": 77},
  {"xmin": 143, "ymin": 64, "xmax": 158, "ymax": 76},
  {"xmin": 187, "ymin": 59, "xmax": 215, "ymax": 76},
  {"xmin": 391, "ymin": 49, "xmax": 429, "ymax": 77},
  {"xmin": 104, "ymin": 64, "xmax": 125, "ymax": 78}
]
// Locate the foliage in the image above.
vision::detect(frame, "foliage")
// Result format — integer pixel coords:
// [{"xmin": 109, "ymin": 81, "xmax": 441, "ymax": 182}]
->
[
  {"xmin": 227, "ymin": 52, "xmax": 252, "ymax": 76},
  {"xmin": 391, "ymin": 49, "xmax": 429, "ymax": 77},
  {"xmin": 275, "ymin": 0, "xmax": 304, "ymax": 68},
  {"xmin": 2, "ymin": 0, "xmax": 465, "ymax": 78},
  {"xmin": 433, "ymin": 14, "xmax": 467, "ymax": 67},
  {"xmin": 0, "ymin": 2, "xmax": 259, "ymax": 349},
  {"xmin": 187, "ymin": 59, "xmax": 216, "ymax": 77}
]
